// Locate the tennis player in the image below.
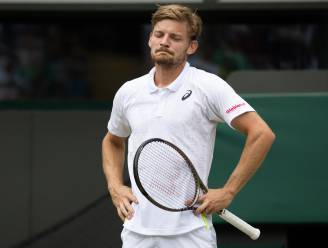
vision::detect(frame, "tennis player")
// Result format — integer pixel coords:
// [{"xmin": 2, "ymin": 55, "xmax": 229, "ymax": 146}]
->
[{"xmin": 102, "ymin": 4, "xmax": 275, "ymax": 248}]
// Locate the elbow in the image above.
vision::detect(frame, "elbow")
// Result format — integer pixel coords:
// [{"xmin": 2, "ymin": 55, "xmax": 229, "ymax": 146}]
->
[
  {"xmin": 250, "ymin": 125, "xmax": 276, "ymax": 146},
  {"xmin": 261, "ymin": 127, "xmax": 276, "ymax": 147},
  {"xmin": 267, "ymin": 128, "xmax": 276, "ymax": 142},
  {"xmin": 270, "ymin": 130, "xmax": 276, "ymax": 143}
]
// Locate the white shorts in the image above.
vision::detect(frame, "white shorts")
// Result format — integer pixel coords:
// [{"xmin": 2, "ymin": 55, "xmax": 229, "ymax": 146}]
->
[{"xmin": 121, "ymin": 226, "xmax": 218, "ymax": 248}]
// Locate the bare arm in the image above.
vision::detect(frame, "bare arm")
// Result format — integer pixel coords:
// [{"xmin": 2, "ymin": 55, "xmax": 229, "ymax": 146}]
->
[
  {"xmin": 195, "ymin": 111, "xmax": 275, "ymax": 214},
  {"xmin": 102, "ymin": 132, "xmax": 138, "ymax": 221}
]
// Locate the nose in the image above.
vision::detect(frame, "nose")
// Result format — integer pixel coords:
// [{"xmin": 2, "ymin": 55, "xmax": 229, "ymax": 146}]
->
[{"xmin": 160, "ymin": 34, "xmax": 170, "ymax": 47}]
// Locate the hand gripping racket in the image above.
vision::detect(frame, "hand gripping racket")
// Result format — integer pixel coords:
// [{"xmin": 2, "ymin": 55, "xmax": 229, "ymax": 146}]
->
[{"xmin": 133, "ymin": 138, "xmax": 260, "ymax": 240}]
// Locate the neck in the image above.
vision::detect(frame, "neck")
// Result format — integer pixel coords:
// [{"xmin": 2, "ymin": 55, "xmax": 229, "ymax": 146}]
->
[{"xmin": 154, "ymin": 61, "xmax": 186, "ymax": 88}]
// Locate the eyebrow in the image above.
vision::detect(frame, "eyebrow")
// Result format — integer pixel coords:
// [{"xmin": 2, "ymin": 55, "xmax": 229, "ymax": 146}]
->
[
  {"xmin": 170, "ymin": 33, "xmax": 182, "ymax": 39},
  {"xmin": 153, "ymin": 30, "xmax": 184, "ymax": 38}
]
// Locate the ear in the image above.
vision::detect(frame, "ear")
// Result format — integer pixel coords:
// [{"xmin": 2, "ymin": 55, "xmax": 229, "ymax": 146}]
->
[{"xmin": 187, "ymin": 40, "xmax": 198, "ymax": 55}]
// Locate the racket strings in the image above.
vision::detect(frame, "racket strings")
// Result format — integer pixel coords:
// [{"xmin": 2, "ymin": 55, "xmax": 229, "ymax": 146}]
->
[
  {"xmin": 137, "ymin": 141, "xmax": 198, "ymax": 210},
  {"xmin": 140, "ymin": 148, "xmax": 180, "ymax": 198}
]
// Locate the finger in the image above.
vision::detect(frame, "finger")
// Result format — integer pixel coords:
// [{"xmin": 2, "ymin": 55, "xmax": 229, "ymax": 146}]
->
[
  {"xmin": 185, "ymin": 198, "xmax": 195, "ymax": 206},
  {"xmin": 194, "ymin": 202, "xmax": 208, "ymax": 215},
  {"xmin": 117, "ymin": 207, "xmax": 125, "ymax": 222},
  {"xmin": 123, "ymin": 198, "xmax": 135, "ymax": 219},
  {"xmin": 119, "ymin": 202, "xmax": 130, "ymax": 219},
  {"xmin": 205, "ymin": 206, "xmax": 214, "ymax": 215}
]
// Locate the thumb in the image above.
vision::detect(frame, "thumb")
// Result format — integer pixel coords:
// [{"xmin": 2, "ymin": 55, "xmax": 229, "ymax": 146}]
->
[
  {"xmin": 197, "ymin": 194, "xmax": 206, "ymax": 204},
  {"xmin": 127, "ymin": 192, "xmax": 138, "ymax": 204}
]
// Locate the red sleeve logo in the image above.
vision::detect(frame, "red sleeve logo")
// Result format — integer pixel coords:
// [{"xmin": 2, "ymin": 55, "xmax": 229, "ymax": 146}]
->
[{"xmin": 226, "ymin": 103, "xmax": 246, "ymax": 114}]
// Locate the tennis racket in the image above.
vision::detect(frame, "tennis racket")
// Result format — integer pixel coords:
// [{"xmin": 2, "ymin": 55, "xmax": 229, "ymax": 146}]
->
[{"xmin": 133, "ymin": 138, "xmax": 260, "ymax": 240}]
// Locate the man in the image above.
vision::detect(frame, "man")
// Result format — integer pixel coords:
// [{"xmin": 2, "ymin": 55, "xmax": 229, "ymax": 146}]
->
[{"xmin": 102, "ymin": 4, "xmax": 275, "ymax": 248}]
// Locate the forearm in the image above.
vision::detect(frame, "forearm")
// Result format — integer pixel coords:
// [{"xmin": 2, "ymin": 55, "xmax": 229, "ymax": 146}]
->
[
  {"xmin": 102, "ymin": 132, "xmax": 137, "ymax": 220},
  {"xmin": 102, "ymin": 132, "xmax": 126, "ymax": 191},
  {"xmin": 224, "ymin": 127, "xmax": 275, "ymax": 197}
]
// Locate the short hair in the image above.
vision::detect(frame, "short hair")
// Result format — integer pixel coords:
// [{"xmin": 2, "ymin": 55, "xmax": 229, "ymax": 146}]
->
[{"xmin": 151, "ymin": 4, "xmax": 203, "ymax": 41}]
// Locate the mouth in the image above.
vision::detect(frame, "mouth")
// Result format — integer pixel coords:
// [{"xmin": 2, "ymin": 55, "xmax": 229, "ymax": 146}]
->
[{"xmin": 155, "ymin": 49, "xmax": 172, "ymax": 55}]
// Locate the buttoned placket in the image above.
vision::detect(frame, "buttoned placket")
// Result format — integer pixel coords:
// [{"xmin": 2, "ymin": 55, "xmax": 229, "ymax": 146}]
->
[{"xmin": 154, "ymin": 88, "xmax": 171, "ymax": 118}]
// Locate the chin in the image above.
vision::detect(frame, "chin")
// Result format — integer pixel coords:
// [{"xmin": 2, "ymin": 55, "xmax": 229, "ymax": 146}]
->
[{"xmin": 152, "ymin": 55, "xmax": 174, "ymax": 65}]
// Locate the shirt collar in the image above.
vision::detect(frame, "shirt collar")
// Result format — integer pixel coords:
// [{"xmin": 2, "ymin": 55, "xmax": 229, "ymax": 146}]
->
[{"xmin": 147, "ymin": 62, "xmax": 190, "ymax": 94}]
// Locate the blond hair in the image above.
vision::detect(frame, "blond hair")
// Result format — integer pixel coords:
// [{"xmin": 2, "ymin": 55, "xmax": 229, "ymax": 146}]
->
[{"xmin": 151, "ymin": 4, "xmax": 203, "ymax": 41}]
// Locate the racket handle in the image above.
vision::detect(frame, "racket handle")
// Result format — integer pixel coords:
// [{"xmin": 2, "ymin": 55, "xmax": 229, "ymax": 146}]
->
[{"xmin": 219, "ymin": 209, "xmax": 260, "ymax": 240}]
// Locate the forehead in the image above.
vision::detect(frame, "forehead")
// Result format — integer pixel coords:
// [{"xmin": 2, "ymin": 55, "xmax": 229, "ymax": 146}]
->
[{"xmin": 153, "ymin": 19, "xmax": 189, "ymax": 36}]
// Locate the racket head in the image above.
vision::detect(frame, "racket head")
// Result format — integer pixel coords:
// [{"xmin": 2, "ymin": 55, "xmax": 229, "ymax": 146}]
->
[{"xmin": 133, "ymin": 138, "xmax": 202, "ymax": 212}]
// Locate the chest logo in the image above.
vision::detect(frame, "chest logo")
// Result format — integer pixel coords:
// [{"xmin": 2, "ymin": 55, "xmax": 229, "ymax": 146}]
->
[{"xmin": 181, "ymin": 90, "xmax": 192, "ymax": 101}]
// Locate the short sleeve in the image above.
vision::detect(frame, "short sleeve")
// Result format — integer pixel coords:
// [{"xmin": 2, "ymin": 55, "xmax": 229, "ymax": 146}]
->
[
  {"xmin": 204, "ymin": 77, "xmax": 255, "ymax": 128},
  {"xmin": 107, "ymin": 85, "xmax": 131, "ymax": 137}
]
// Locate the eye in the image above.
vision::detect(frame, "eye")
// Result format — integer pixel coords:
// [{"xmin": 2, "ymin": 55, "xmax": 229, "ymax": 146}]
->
[
  {"xmin": 170, "ymin": 34, "xmax": 182, "ymax": 41},
  {"xmin": 154, "ymin": 31, "xmax": 163, "ymax": 38}
]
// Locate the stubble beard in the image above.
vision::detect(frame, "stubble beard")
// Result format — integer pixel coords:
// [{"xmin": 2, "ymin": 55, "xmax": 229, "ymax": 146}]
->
[
  {"xmin": 151, "ymin": 53, "xmax": 175, "ymax": 66},
  {"xmin": 151, "ymin": 50, "xmax": 186, "ymax": 67}
]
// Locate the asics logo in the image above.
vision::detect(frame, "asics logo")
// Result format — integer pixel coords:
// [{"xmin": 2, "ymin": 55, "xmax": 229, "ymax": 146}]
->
[{"xmin": 182, "ymin": 90, "xmax": 192, "ymax": 101}]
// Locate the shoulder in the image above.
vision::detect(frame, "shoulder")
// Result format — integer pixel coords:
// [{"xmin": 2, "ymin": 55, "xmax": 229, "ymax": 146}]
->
[
  {"xmin": 115, "ymin": 73, "xmax": 149, "ymax": 98},
  {"xmin": 188, "ymin": 66, "xmax": 231, "ymax": 93}
]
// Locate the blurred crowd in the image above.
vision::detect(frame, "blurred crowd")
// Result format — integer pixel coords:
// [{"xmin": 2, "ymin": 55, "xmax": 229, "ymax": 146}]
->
[
  {"xmin": 0, "ymin": 24, "xmax": 89, "ymax": 100},
  {"xmin": 0, "ymin": 22, "xmax": 325, "ymax": 100},
  {"xmin": 191, "ymin": 24, "xmax": 321, "ymax": 79}
]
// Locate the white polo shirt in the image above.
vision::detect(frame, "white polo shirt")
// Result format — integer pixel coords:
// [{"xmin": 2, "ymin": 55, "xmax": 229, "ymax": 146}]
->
[{"xmin": 107, "ymin": 62, "xmax": 255, "ymax": 236}]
